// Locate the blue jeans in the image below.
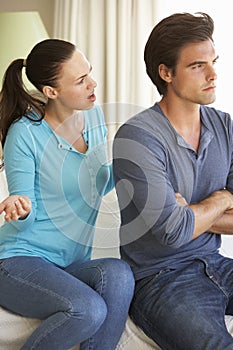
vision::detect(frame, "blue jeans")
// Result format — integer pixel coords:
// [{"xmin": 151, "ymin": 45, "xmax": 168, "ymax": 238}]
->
[
  {"xmin": 130, "ymin": 253, "xmax": 233, "ymax": 350},
  {"xmin": 0, "ymin": 256, "xmax": 134, "ymax": 350}
]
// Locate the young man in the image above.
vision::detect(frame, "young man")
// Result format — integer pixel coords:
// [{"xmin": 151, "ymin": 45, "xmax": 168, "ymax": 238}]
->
[{"xmin": 113, "ymin": 12, "xmax": 233, "ymax": 350}]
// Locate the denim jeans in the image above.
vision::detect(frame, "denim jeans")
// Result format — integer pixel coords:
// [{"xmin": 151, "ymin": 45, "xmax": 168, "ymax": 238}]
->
[
  {"xmin": 0, "ymin": 256, "xmax": 134, "ymax": 350},
  {"xmin": 130, "ymin": 253, "xmax": 233, "ymax": 350}
]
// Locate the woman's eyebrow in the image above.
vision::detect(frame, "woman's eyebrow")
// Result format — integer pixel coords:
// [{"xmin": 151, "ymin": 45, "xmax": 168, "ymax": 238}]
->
[{"xmin": 76, "ymin": 65, "xmax": 93, "ymax": 81}]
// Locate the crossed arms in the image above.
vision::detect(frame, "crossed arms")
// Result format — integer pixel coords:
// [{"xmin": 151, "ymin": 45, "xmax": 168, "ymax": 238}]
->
[{"xmin": 176, "ymin": 190, "xmax": 233, "ymax": 239}]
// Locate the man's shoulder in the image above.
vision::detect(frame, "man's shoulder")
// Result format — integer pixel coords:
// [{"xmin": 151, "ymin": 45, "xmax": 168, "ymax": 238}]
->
[
  {"xmin": 201, "ymin": 105, "xmax": 232, "ymax": 132},
  {"xmin": 201, "ymin": 105, "xmax": 231, "ymax": 120},
  {"xmin": 128, "ymin": 104, "xmax": 163, "ymax": 123},
  {"xmin": 116, "ymin": 105, "xmax": 166, "ymax": 138}
]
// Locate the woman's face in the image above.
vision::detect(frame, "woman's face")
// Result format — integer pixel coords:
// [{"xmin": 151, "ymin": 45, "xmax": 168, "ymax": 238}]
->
[{"xmin": 54, "ymin": 49, "xmax": 97, "ymax": 112}]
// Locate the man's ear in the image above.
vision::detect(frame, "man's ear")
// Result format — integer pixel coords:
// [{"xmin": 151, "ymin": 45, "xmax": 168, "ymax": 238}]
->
[
  {"xmin": 158, "ymin": 64, "xmax": 172, "ymax": 83},
  {"xmin": 42, "ymin": 86, "xmax": 58, "ymax": 99}
]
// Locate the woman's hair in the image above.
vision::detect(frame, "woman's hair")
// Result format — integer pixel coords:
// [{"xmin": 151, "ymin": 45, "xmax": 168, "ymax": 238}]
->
[
  {"xmin": 0, "ymin": 39, "xmax": 76, "ymax": 147},
  {"xmin": 144, "ymin": 12, "xmax": 214, "ymax": 96}
]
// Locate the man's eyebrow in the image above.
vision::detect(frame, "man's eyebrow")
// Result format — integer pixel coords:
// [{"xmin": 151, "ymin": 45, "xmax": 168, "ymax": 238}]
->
[
  {"xmin": 186, "ymin": 55, "xmax": 219, "ymax": 68},
  {"xmin": 76, "ymin": 65, "xmax": 93, "ymax": 81}
]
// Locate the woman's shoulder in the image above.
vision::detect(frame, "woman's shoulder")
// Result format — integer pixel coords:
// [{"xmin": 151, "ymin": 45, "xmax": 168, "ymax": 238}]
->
[
  {"xmin": 7, "ymin": 118, "xmax": 38, "ymax": 140},
  {"xmin": 7, "ymin": 116, "xmax": 30, "ymax": 135},
  {"xmin": 5, "ymin": 112, "xmax": 47, "ymax": 151}
]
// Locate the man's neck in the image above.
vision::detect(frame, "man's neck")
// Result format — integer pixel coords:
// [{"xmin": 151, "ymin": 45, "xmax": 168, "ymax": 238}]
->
[{"xmin": 158, "ymin": 97, "xmax": 201, "ymax": 152}]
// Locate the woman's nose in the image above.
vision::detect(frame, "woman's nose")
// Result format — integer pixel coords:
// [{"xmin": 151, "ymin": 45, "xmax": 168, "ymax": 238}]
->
[{"xmin": 88, "ymin": 76, "xmax": 97, "ymax": 88}]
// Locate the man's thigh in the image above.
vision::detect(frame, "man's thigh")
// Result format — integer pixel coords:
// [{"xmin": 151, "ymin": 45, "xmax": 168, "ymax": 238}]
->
[{"xmin": 130, "ymin": 259, "xmax": 233, "ymax": 350}]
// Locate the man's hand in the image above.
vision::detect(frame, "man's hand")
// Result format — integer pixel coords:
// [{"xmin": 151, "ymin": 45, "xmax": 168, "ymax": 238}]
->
[
  {"xmin": 175, "ymin": 192, "xmax": 188, "ymax": 207},
  {"xmin": 0, "ymin": 195, "xmax": 31, "ymax": 222},
  {"xmin": 189, "ymin": 189, "xmax": 233, "ymax": 238},
  {"xmin": 175, "ymin": 190, "xmax": 233, "ymax": 238}
]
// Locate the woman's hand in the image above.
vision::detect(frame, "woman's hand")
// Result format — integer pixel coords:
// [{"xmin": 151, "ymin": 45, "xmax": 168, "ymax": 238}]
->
[{"xmin": 0, "ymin": 195, "xmax": 31, "ymax": 222}]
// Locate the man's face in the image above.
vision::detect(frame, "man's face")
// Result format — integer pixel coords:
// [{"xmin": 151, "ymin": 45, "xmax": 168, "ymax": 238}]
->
[{"xmin": 167, "ymin": 39, "xmax": 218, "ymax": 106}]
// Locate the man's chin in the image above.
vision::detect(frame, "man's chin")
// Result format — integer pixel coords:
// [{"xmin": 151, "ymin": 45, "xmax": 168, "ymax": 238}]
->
[{"xmin": 202, "ymin": 96, "xmax": 216, "ymax": 106}]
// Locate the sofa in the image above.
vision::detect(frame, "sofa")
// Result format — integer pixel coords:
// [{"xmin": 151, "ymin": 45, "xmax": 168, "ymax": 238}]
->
[{"xmin": 0, "ymin": 169, "xmax": 233, "ymax": 349}]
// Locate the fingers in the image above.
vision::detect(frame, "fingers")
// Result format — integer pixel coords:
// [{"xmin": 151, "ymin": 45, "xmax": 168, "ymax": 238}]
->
[
  {"xmin": 18, "ymin": 197, "xmax": 31, "ymax": 212},
  {"xmin": 5, "ymin": 209, "xmax": 18, "ymax": 222},
  {"xmin": 0, "ymin": 202, "xmax": 5, "ymax": 215},
  {"xmin": 2, "ymin": 196, "xmax": 31, "ymax": 222},
  {"xmin": 175, "ymin": 192, "xmax": 188, "ymax": 207}
]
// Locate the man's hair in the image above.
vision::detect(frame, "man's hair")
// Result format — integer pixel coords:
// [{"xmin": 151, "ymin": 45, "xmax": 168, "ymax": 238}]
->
[{"xmin": 144, "ymin": 12, "xmax": 214, "ymax": 96}]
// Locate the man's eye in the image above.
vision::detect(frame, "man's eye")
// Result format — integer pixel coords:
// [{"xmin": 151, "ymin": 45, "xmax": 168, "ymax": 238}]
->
[{"xmin": 192, "ymin": 64, "xmax": 202, "ymax": 69}]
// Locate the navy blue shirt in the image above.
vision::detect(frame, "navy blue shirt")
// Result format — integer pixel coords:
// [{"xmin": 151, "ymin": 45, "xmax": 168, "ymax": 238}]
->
[{"xmin": 113, "ymin": 103, "xmax": 233, "ymax": 280}]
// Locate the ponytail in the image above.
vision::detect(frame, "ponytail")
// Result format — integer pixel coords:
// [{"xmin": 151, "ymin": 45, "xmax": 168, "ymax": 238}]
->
[
  {"xmin": 0, "ymin": 58, "xmax": 44, "ymax": 148},
  {"xmin": 0, "ymin": 39, "xmax": 76, "ymax": 149}
]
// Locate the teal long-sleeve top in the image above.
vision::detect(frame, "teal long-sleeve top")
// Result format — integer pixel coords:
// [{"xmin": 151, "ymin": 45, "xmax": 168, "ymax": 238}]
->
[{"xmin": 0, "ymin": 104, "xmax": 114, "ymax": 267}]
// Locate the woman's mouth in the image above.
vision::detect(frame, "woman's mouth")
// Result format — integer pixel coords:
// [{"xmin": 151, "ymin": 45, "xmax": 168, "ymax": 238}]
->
[{"xmin": 88, "ymin": 92, "xmax": 96, "ymax": 102}]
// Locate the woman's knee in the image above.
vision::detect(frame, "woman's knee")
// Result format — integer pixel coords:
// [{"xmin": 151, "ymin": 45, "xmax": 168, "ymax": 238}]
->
[
  {"xmin": 101, "ymin": 258, "xmax": 135, "ymax": 296},
  {"xmin": 69, "ymin": 291, "xmax": 107, "ymax": 334},
  {"xmin": 85, "ymin": 295, "xmax": 107, "ymax": 333}
]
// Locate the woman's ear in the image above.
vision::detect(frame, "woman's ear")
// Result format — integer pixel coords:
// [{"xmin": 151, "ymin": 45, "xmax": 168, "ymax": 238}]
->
[
  {"xmin": 42, "ymin": 86, "xmax": 58, "ymax": 99},
  {"xmin": 158, "ymin": 64, "xmax": 172, "ymax": 83}
]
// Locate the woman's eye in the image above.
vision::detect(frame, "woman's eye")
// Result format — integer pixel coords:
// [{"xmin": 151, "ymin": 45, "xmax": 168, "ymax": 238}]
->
[{"xmin": 78, "ymin": 78, "xmax": 85, "ymax": 84}]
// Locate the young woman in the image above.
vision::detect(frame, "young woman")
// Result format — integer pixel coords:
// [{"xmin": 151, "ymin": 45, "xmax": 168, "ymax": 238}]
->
[{"xmin": 0, "ymin": 39, "xmax": 134, "ymax": 350}]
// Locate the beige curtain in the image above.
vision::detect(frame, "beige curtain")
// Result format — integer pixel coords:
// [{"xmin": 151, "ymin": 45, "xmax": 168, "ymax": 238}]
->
[{"xmin": 53, "ymin": 0, "xmax": 159, "ymax": 119}]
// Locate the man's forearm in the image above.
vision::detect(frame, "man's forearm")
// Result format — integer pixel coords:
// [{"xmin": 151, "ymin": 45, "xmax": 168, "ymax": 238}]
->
[
  {"xmin": 189, "ymin": 190, "xmax": 233, "ymax": 239},
  {"xmin": 209, "ymin": 208, "xmax": 233, "ymax": 234}
]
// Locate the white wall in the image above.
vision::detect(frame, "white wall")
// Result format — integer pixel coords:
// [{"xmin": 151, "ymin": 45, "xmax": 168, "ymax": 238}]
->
[{"xmin": 0, "ymin": 0, "xmax": 55, "ymax": 37}]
